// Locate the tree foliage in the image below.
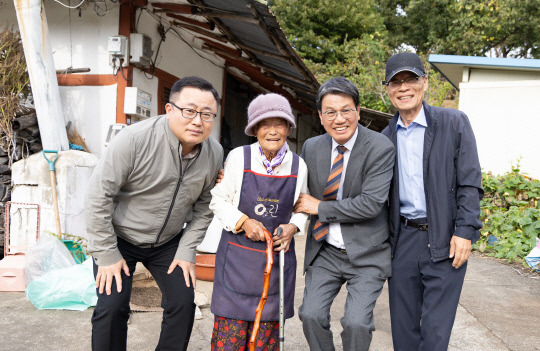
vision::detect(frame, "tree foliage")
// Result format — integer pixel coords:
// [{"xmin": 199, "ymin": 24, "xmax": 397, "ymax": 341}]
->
[
  {"xmin": 270, "ymin": 0, "xmax": 538, "ymax": 113},
  {"xmin": 476, "ymin": 163, "xmax": 540, "ymax": 264},
  {"xmin": 380, "ymin": 0, "xmax": 540, "ymax": 58},
  {"xmin": 270, "ymin": 0, "xmax": 393, "ymax": 111},
  {"xmin": 0, "ymin": 28, "xmax": 30, "ymax": 166}
]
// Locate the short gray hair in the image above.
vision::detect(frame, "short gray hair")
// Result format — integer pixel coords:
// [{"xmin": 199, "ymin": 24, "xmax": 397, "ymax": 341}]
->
[{"xmin": 316, "ymin": 76, "xmax": 360, "ymax": 111}]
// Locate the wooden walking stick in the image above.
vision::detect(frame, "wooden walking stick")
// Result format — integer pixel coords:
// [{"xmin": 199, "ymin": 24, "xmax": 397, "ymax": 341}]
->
[{"xmin": 248, "ymin": 227, "xmax": 274, "ymax": 351}]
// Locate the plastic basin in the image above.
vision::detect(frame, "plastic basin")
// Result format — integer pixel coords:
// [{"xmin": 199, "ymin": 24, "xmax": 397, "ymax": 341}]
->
[{"xmin": 195, "ymin": 254, "xmax": 216, "ymax": 282}]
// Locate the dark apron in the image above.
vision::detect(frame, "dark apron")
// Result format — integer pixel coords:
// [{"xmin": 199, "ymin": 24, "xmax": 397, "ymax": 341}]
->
[{"xmin": 211, "ymin": 145, "xmax": 298, "ymax": 321}]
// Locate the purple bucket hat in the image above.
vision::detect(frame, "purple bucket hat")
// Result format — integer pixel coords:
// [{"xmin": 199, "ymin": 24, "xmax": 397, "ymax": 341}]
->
[{"xmin": 244, "ymin": 93, "xmax": 296, "ymax": 136}]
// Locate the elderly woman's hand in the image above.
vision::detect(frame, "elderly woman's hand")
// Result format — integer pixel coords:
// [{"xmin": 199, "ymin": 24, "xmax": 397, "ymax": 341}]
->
[
  {"xmin": 242, "ymin": 218, "xmax": 268, "ymax": 242},
  {"xmin": 272, "ymin": 224, "xmax": 296, "ymax": 252}
]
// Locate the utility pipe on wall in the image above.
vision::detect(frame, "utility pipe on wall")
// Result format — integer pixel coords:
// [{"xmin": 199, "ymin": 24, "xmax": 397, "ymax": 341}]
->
[{"xmin": 13, "ymin": 0, "xmax": 69, "ymax": 151}]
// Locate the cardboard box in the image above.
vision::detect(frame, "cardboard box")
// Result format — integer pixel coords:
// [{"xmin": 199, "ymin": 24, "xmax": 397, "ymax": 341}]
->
[{"xmin": 0, "ymin": 255, "xmax": 26, "ymax": 292}]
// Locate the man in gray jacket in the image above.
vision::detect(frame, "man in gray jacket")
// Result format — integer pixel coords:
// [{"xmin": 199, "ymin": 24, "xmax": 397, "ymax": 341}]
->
[{"xmin": 85, "ymin": 76, "xmax": 223, "ymax": 351}]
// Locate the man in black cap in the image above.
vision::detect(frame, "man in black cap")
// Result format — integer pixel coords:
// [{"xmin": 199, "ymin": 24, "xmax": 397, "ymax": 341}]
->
[{"xmin": 381, "ymin": 52, "xmax": 484, "ymax": 351}]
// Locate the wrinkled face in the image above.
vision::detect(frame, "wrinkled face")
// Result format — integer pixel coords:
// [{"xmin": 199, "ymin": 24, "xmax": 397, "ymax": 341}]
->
[
  {"xmin": 386, "ymin": 72, "xmax": 428, "ymax": 115},
  {"xmin": 165, "ymin": 87, "xmax": 218, "ymax": 154},
  {"xmin": 318, "ymin": 93, "xmax": 360, "ymax": 145},
  {"xmin": 255, "ymin": 117, "xmax": 290, "ymax": 155}
]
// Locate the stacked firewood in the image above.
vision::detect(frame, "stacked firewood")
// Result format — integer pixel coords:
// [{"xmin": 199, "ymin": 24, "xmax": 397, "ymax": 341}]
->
[{"xmin": 0, "ymin": 107, "xmax": 42, "ymax": 256}]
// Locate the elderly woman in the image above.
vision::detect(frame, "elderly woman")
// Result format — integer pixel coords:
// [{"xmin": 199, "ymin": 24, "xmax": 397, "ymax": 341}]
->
[{"xmin": 209, "ymin": 93, "xmax": 308, "ymax": 350}]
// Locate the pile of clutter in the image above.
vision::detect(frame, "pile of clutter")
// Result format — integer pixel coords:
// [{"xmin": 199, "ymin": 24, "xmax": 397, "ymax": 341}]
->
[
  {"xmin": 0, "ymin": 232, "xmax": 96, "ymax": 310},
  {"xmin": 0, "ymin": 107, "xmax": 42, "ymax": 254}
]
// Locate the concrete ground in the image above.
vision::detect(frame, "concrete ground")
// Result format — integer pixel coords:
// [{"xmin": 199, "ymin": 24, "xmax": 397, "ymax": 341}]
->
[{"xmin": 1, "ymin": 234, "xmax": 539, "ymax": 351}]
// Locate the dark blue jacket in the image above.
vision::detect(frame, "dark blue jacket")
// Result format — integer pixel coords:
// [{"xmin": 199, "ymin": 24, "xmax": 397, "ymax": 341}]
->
[{"xmin": 381, "ymin": 101, "xmax": 484, "ymax": 262}]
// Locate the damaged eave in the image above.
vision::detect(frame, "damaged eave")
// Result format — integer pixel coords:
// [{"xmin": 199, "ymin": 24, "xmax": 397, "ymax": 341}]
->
[
  {"xmin": 147, "ymin": 0, "xmax": 319, "ymax": 110},
  {"xmin": 143, "ymin": 1, "xmax": 393, "ymax": 128}
]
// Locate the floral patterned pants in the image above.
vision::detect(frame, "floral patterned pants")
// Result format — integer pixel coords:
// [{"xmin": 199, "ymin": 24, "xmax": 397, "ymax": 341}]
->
[{"xmin": 211, "ymin": 315, "xmax": 280, "ymax": 351}]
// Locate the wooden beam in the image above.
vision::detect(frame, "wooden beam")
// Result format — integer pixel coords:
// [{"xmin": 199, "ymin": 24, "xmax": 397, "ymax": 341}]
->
[
  {"xmin": 165, "ymin": 12, "xmax": 213, "ymax": 31},
  {"xmin": 120, "ymin": 0, "xmax": 147, "ymax": 7},
  {"xmin": 57, "ymin": 74, "xmax": 117, "ymax": 86},
  {"xmin": 153, "ymin": 2, "xmax": 258, "ymax": 24},
  {"xmin": 171, "ymin": 20, "xmax": 227, "ymax": 43},
  {"xmin": 198, "ymin": 37, "xmax": 241, "ymax": 58},
  {"xmin": 202, "ymin": 12, "xmax": 259, "ymax": 25},
  {"xmin": 152, "ymin": 3, "xmax": 194, "ymax": 15},
  {"xmin": 117, "ymin": 1, "xmax": 135, "ymax": 124}
]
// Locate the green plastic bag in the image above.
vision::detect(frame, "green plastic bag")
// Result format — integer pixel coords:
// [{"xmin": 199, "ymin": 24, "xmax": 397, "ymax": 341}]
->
[{"xmin": 25, "ymin": 258, "xmax": 97, "ymax": 311}]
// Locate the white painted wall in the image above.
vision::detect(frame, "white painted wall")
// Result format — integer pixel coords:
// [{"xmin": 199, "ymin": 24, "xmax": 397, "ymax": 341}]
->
[
  {"xmin": 2, "ymin": 0, "xmax": 121, "ymax": 157},
  {"xmin": 47, "ymin": 3, "xmax": 120, "ymax": 74},
  {"xmin": 133, "ymin": 9, "xmax": 225, "ymax": 142},
  {"xmin": 2, "ymin": 2, "xmax": 226, "ymax": 154},
  {"xmin": 59, "ymin": 84, "xmax": 117, "ymax": 156},
  {"xmin": 459, "ymin": 79, "xmax": 540, "ymax": 178},
  {"xmin": 1, "ymin": 1, "xmax": 121, "ymax": 74},
  {"xmin": 469, "ymin": 68, "xmax": 540, "ymax": 82},
  {"xmin": 48, "ymin": 3, "xmax": 121, "ymax": 157}
]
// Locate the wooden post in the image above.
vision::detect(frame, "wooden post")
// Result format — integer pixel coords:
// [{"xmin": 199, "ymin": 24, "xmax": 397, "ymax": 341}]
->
[{"xmin": 13, "ymin": 0, "xmax": 69, "ymax": 151}]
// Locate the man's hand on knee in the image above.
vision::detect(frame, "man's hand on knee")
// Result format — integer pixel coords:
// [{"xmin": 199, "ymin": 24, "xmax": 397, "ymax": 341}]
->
[
  {"xmin": 95, "ymin": 259, "xmax": 130, "ymax": 295},
  {"xmin": 168, "ymin": 259, "xmax": 196, "ymax": 289}
]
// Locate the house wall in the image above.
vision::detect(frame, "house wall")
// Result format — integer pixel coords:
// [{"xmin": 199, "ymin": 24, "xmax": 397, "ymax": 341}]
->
[
  {"xmin": 459, "ymin": 79, "xmax": 540, "ymax": 178},
  {"xmin": 133, "ymin": 10, "xmax": 224, "ymax": 143},
  {"xmin": 469, "ymin": 68, "xmax": 540, "ymax": 82},
  {"xmin": 1, "ymin": 3, "xmax": 225, "ymax": 157}
]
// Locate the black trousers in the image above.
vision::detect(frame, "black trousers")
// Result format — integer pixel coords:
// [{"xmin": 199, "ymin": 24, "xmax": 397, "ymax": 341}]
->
[
  {"xmin": 388, "ymin": 219, "xmax": 467, "ymax": 351},
  {"xmin": 91, "ymin": 234, "xmax": 195, "ymax": 351}
]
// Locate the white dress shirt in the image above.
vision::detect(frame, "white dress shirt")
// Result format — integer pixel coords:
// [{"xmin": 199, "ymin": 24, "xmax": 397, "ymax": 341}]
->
[
  {"xmin": 326, "ymin": 127, "xmax": 359, "ymax": 249},
  {"xmin": 396, "ymin": 106, "xmax": 427, "ymax": 219}
]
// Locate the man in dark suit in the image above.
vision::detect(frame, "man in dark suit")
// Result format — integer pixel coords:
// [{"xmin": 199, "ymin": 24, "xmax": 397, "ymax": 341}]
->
[
  {"xmin": 381, "ymin": 52, "xmax": 483, "ymax": 351},
  {"xmin": 294, "ymin": 76, "xmax": 395, "ymax": 351}
]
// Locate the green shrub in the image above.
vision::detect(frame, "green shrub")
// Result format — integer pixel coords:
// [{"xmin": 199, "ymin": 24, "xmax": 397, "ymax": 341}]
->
[{"xmin": 475, "ymin": 163, "xmax": 540, "ymax": 264}]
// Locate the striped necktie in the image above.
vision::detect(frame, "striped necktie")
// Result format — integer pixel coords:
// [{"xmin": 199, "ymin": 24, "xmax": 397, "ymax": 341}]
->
[{"xmin": 313, "ymin": 145, "xmax": 347, "ymax": 242}]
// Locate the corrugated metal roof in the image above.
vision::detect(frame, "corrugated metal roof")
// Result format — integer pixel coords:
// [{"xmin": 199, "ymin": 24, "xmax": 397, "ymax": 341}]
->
[
  {"xmin": 150, "ymin": 0, "xmax": 391, "ymax": 130},
  {"xmin": 429, "ymin": 54, "xmax": 540, "ymax": 69},
  {"xmin": 429, "ymin": 54, "xmax": 540, "ymax": 90}
]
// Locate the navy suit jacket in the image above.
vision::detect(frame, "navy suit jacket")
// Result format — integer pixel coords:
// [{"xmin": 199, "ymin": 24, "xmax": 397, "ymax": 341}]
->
[{"xmin": 382, "ymin": 101, "xmax": 483, "ymax": 261}]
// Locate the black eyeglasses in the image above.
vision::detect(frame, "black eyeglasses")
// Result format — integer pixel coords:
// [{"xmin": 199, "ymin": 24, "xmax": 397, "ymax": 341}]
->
[
  {"xmin": 322, "ymin": 109, "xmax": 356, "ymax": 121},
  {"xmin": 383, "ymin": 75, "xmax": 424, "ymax": 90},
  {"xmin": 169, "ymin": 101, "xmax": 217, "ymax": 122}
]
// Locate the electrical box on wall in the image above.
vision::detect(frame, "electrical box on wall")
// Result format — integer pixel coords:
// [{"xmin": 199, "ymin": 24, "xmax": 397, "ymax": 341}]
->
[
  {"xmin": 108, "ymin": 35, "xmax": 129, "ymax": 67},
  {"xmin": 104, "ymin": 124, "xmax": 127, "ymax": 147},
  {"xmin": 124, "ymin": 87, "xmax": 152, "ymax": 121},
  {"xmin": 130, "ymin": 33, "xmax": 153, "ymax": 68}
]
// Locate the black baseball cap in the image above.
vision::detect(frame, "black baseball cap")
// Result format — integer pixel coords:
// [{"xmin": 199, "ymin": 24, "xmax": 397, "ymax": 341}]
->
[{"xmin": 384, "ymin": 52, "xmax": 425, "ymax": 84}]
